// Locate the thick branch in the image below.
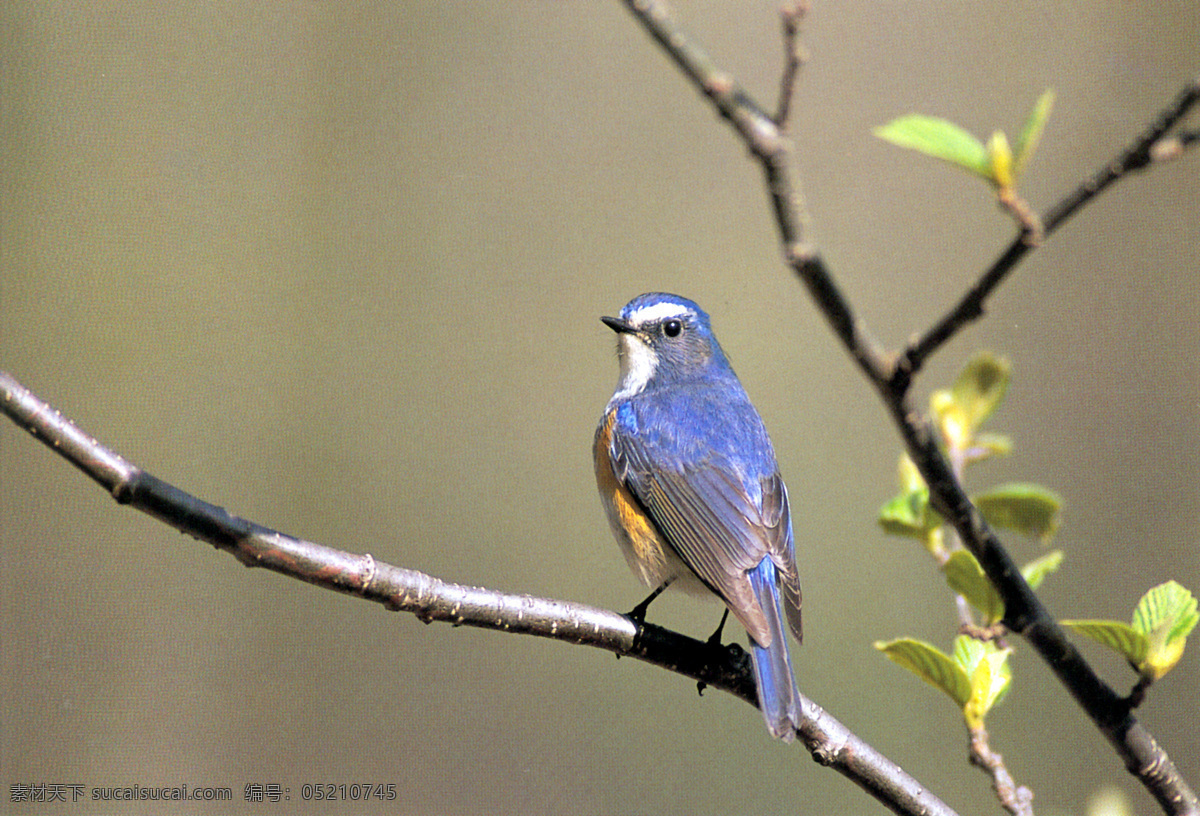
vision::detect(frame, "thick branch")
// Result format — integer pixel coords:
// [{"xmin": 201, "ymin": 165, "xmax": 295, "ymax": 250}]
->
[
  {"xmin": 617, "ymin": 2, "xmax": 1198, "ymax": 814},
  {"xmin": 0, "ymin": 371, "xmax": 959, "ymax": 816}
]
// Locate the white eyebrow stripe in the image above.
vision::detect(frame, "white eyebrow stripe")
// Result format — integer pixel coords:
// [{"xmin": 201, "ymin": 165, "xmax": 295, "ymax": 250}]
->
[{"xmin": 626, "ymin": 301, "xmax": 691, "ymax": 326}]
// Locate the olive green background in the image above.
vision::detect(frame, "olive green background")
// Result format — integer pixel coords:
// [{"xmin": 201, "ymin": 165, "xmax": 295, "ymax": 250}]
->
[{"xmin": 2, "ymin": 2, "xmax": 1197, "ymax": 814}]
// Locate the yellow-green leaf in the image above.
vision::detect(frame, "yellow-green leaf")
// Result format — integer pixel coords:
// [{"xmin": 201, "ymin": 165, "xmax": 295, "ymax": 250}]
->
[
  {"xmin": 987, "ymin": 130, "xmax": 1014, "ymax": 189},
  {"xmin": 874, "ymin": 115, "xmax": 991, "ymax": 178},
  {"xmin": 1062, "ymin": 620, "xmax": 1148, "ymax": 665},
  {"xmin": 1133, "ymin": 581, "xmax": 1198, "ymax": 640},
  {"xmin": 1014, "ymin": 89, "xmax": 1055, "ymax": 177},
  {"xmin": 1021, "ymin": 550, "xmax": 1064, "ymax": 590},
  {"xmin": 1132, "ymin": 581, "xmax": 1197, "ymax": 680},
  {"xmin": 934, "ymin": 352, "xmax": 1011, "ymax": 449},
  {"xmin": 958, "ymin": 636, "xmax": 1012, "ymax": 729},
  {"xmin": 897, "ymin": 453, "xmax": 926, "ymax": 494},
  {"xmin": 930, "ymin": 389, "xmax": 965, "ymax": 450},
  {"xmin": 877, "ymin": 493, "xmax": 915, "ymax": 529},
  {"xmin": 1065, "ymin": 583, "xmax": 1196, "ymax": 681},
  {"xmin": 876, "ymin": 638, "xmax": 970, "ymax": 707},
  {"xmin": 878, "ymin": 489, "xmax": 932, "ymax": 538},
  {"xmin": 952, "ymin": 634, "xmax": 989, "ymax": 675},
  {"xmin": 1141, "ymin": 635, "xmax": 1188, "ymax": 681},
  {"xmin": 952, "ymin": 353, "xmax": 1010, "ymax": 428},
  {"xmin": 973, "ymin": 483, "xmax": 1062, "ymax": 543},
  {"xmin": 943, "ymin": 550, "xmax": 1004, "ymax": 625}
]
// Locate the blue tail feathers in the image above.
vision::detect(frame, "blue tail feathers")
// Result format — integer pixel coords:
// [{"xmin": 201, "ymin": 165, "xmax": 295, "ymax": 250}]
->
[{"xmin": 747, "ymin": 560, "xmax": 801, "ymax": 742}]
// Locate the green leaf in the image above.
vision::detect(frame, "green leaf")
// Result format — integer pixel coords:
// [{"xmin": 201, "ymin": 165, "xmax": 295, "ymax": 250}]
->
[
  {"xmin": 879, "ymin": 489, "xmax": 929, "ymax": 538},
  {"xmin": 1021, "ymin": 550, "xmax": 1064, "ymax": 590},
  {"xmin": 878, "ymin": 484, "xmax": 943, "ymax": 539},
  {"xmin": 955, "ymin": 635, "xmax": 1012, "ymax": 728},
  {"xmin": 1014, "ymin": 89, "xmax": 1055, "ymax": 177},
  {"xmin": 1061, "ymin": 620, "xmax": 1148, "ymax": 666},
  {"xmin": 874, "ymin": 115, "xmax": 991, "ymax": 178},
  {"xmin": 1132, "ymin": 581, "xmax": 1198, "ymax": 680},
  {"xmin": 943, "ymin": 550, "xmax": 1004, "ymax": 625},
  {"xmin": 952, "ymin": 634, "xmax": 988, "ymax": 675},
  {"xmin": 1132, "ymin": 580, "xmax": 1198, "ymax": 640},
  {"xmin": 1065, "ymin": 582, "xmax": 1196, "ymax": 681},
  {"xmin": 876, "ymin": 638, "xmax": 970, "ymax": 707},
  {"xmin": 973, "ymin": 482, "xmax": 1062, "ymax": 543}
]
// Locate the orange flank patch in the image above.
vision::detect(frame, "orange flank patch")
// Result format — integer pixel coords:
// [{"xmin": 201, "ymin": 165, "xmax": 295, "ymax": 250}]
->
[{"xmin": 594, "ymin": 409, "xmax": 667, "ymax": 580}]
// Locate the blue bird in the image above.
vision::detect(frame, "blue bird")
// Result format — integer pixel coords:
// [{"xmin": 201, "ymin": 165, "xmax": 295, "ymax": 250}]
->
[{"xmin": 594, "ymin": 292, "xmax": 803, "ymax": 741}]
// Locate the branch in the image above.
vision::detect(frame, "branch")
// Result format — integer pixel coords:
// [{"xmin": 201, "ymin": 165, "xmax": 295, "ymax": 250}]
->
[
  {"xmin": 772, "ymin": 1, "xmax": 809, "ymax": 128},
  {"xmin": 970, "ymin": 728, "xmax": 1035, "ymax": 816},
  {"xmin": 898, "ymin": 74, "xmax": 1200, "ymax": 385},
  {"xmin": 886, "ymin": 399, "xmax": 1199, "ymax": 816},
  {"xmin": 0, "ymin": 371, "xmax": 960, "ymax": 816},
  {"xmin": 618, "ymin": 2, "xmax": 1198, "ymax": 814},
  {"xmin": 621, "ymin": 2, "xmax": 895, "ymax": 387}
]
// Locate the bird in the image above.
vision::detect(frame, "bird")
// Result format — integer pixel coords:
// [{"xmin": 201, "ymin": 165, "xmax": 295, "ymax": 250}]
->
[{"xmin": 593, "ymin": 292, "xmax": 803, "ymax": 741}]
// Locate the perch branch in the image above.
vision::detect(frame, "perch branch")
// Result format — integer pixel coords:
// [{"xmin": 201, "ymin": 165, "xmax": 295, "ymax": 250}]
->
[{"xmin": 0, "ymin": 371, "xmax": 958, "ymax": 816}]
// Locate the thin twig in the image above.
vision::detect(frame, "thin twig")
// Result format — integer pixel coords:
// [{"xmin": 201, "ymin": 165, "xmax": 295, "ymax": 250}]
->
[
  {"xmin": 773, "ymin": 1, "xmax": 809, "ymax": 128},
  {"xmin": 970, "ymin": 728, "xmax": 1035, "ymax": 816},
  {"xmin": 0, "ymin": 371, "xmax": 960, "ymax": 816},
  {"xmin": 996, "ymin": 187, "xmax": 1043, "ymax": 245}
]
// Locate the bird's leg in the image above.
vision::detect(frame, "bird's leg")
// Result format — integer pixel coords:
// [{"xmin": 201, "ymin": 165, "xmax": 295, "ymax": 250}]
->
[
  {"xmin": 620, "ymin": 580, "xmax": 672, "ymax": 660},
  {"xmin": 705, "ymin": 608, "xmax": 731, "ymax": 647},
  {"xmin": 627, "ymin": 579, "xmax": 671, "ymax": 624},
  {"xmin": 696, "ymin": 609, "xmax": 732, "ymax": 696}
]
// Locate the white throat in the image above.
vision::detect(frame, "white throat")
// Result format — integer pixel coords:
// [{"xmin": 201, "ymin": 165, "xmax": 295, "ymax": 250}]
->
[{"xmin": 609, "ymin": 333, "xmax": 658, "ymax": 402}]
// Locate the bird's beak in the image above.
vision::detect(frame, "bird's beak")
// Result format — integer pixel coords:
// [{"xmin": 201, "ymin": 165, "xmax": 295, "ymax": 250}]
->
[{"xmin": 601, "ymin": 315, "xmax": 635, "ymax": 334}]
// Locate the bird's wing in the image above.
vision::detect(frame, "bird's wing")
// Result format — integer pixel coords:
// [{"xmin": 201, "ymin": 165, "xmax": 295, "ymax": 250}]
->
[{"xmin": 608, "ymin": 410, "xmax": 802, "ymax": 646}]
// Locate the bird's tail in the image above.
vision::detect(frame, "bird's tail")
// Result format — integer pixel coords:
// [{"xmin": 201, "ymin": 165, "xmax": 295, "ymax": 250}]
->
[{"xmin": 747, "ymin": 560, "xmax": 802, "ymax": 742}]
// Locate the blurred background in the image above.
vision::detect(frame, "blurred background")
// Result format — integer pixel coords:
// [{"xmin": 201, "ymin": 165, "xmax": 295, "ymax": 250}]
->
[{"xmin": 1, "ymin": 2, "xmax": 1196, "ymax": 814}]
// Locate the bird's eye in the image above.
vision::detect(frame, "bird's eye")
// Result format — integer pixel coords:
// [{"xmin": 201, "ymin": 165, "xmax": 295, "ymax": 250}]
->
[{"xmin": 663, "ymin": 319, "xmax": 683, "ymax": 338}]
